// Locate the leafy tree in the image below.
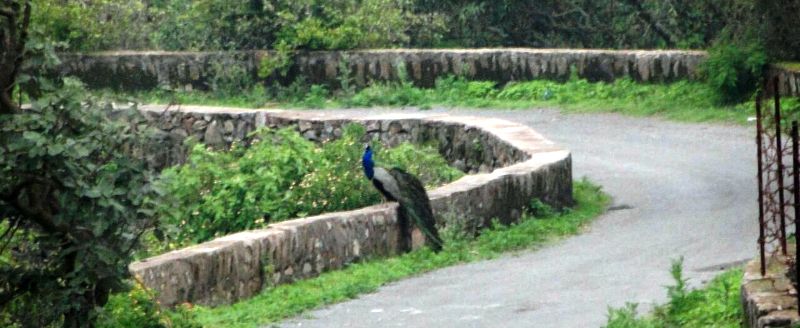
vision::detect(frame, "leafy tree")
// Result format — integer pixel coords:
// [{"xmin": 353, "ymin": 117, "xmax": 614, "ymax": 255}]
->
[
  {"xmin": 414, "ymin": 0, "xmax": 759, "ymax": 49},
  {"xmin": 1, "ymin": 1, "xmax": 164, "ymax": 326},
  {"xmin": 757, "ymin": 0, "xmax": 800, "ymax": 61},
  {"xmin": 25, "ymin": 0, "xmax": 794, "ymax": 57},
  {"xmin": 30, "ymin": 0, "xmax": 157, "ymax": 51}
]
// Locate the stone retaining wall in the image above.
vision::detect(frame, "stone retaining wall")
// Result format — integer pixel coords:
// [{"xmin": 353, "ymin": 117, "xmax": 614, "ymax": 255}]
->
[
  {"xmin": 57, "ymin": 49, "xmax": 706, "ymax": 91},
  {"xmin": 741, "ymin": 253, "xmax": 800, "ymax": 327},
  {"xmin": 130, "ymin": 105, "xmax": 572, "ymax": 307},
  {"xmin": 769, "ymin": 65, "xmax": 800, "ymax": 98}
]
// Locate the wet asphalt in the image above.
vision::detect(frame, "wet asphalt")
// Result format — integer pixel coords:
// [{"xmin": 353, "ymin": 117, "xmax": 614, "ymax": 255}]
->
[{"xmin": 276, "ymin": 107, "xmax": 757, "ymax": 328}]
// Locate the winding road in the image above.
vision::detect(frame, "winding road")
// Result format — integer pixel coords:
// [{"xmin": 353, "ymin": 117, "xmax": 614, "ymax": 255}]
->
[{"xmin": 277, "ymin": 108, "xmax": 757, "ymax": 328}]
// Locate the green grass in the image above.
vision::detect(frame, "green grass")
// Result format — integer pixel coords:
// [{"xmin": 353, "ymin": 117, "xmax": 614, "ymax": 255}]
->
[
  {"xmin": 605, "ymin": 259, "xmax": 743, "ymax": 328},
  {"xmin": 107, "ymin": 76, "xmax": 800, "ymax": 125},
  {"xmin": 187, "ymin": 179, "xmax": 609, "ymax": 328}
]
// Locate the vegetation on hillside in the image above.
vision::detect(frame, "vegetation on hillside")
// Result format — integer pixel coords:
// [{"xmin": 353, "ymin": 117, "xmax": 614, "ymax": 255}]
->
[{"xmin": 29, "ymin": 0, "xmax": 797, "ymax": 58}]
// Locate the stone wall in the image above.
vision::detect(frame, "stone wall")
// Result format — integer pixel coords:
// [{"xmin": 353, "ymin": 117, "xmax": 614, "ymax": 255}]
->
[
  {"xmin": 57, "ymin": 49, "xmax": 706, "ymax": 91},
  {"xmin": 130, "ymin": 105, "xmax": 573, "ymax": 307},
  {"xmin": 741, "ymin": 253, "xmax": 800, "ymax": 327},
  {"xmin": 769, "ymin": 65, "xmax": 800, "ymax": 98}
]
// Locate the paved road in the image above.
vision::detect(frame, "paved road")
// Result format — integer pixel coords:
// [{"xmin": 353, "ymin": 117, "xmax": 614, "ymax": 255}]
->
[{"xmin": 277, "ymin": 108, "xmax": 757, "ymax": 328}]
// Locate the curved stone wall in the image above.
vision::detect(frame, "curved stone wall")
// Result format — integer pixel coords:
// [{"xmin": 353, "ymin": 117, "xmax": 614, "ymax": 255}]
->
[
  {"xmin": 57, "ymin": 49, "xmax": 706, "ymax": 91},
  {"xmin": 130, "ymin": 106, "xmax": 572, "ymax": 307}
]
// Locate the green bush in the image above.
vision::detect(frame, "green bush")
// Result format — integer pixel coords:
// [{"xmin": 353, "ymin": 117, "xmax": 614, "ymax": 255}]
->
[
  {"xmin": 30, "ymin": 0, "xmax": 156, "ymax": 51},
  {"xmin": 158, "ymin": 128, "xmax": 316, "ymax": 244},
  {"xmin": 157, "ymin": 124, "xmax": 463, "ymax": 247},
  {"xmin": 702, "ymin": 40, "xmax": 767, "ymax": 104},
  {"xmin": 95, "ymin": 282, "xmax": 201, "ymax": 328},
  {"xmin": 208, "ymin": 54, "xmax": 255, "ymax": 96},
  {"xmin": 604, "ymin": 258, "xmax": 743, "ymax": 328}
]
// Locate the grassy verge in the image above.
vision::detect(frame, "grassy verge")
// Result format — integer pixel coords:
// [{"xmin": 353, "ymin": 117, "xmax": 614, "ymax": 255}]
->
[
  {"xmin": 188, "ymin": 179, "xmax": 609, "ymax": 328},
  {"xmin": 107, "ymin": 76, "xmax": 800, "ymax": 125},
  {"xmin": 605, "ymin": 259, "xmax": 743, "ymax": 328}
]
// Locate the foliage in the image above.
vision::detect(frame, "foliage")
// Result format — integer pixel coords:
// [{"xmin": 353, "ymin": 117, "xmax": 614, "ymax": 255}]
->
[
  {"xmin": 157, "ymin": 124, "xmax": 463, "ymax": 247},
  {"xmin": 66, "ymin": 0, "xmax": 445, "ymax": 52},
  {"xmin": 416, "ymin": 0, "xmax": 762, "ymax": 50},
  {"xmin": 189, "ymin": 179, "xmax": 609, "ymax": 328},
  {"xmin": 0, "ymin": 79, "xmax": 164, "ymax": 326},
  {"xmin": 26, "ymin": 0, "xmax": 792, "ymax": 59},
  {"xmin": 1, "ymin": 2, "xmax": 168, "ymax": 326},
  {"xmin": 757, "ymin": 0, "xmax": 800, "ymax": 61},
  {"xmin": 150, "ymin": 0, "xmax": 271, "ymax": 51},
  {"xmin": 701, "ymin": 37, "xmax": 767, "ymax": 104},
  {"xmin": 207, "ymin": 53, "xmax": 255, "ymax": 97},
  {"xmin": 95, "ymin": 282, "xmax": 201, "ymax": 328},
  {"xmin": 604, "ymin": 259, "xmax": 743, "ymax": 328},
  {"xmin": 30, "ymin": 0, "xmax": 156, "ymax": 51}
]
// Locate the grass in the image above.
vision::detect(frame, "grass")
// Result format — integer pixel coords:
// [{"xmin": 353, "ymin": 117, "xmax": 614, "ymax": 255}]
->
[
  {"xmin": 106, "ymin": 76, "xmax": 800, "ymax": 125},
  {"xmin": 187, "ymin": 179, "xmax": 609, "ymax": 328},
  {"xmin": 605, "ymin": 259, "xmax": 743, "ymax": 328}
]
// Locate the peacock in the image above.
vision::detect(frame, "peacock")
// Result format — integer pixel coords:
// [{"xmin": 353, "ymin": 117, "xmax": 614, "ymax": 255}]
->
[{"xmin": 361, "ymin": 144, "xmax": 443, "ymax": 252}]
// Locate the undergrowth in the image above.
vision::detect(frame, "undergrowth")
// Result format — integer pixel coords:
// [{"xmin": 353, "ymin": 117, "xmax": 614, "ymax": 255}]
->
[
  {"xmin": 187, "ymin": 179, "xmax": 609, "ymax": 328},
  {"xmin": 604, "ymin": 258, "xmax": 743, "ymax": 328},
  {"xmin": 145, "ymin": 124, "xmax": 463, "ymax": 255}
]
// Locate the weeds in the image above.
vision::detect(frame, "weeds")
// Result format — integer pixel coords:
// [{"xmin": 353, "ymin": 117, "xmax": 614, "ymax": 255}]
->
[{"xmin": 604, "ymin": 258, "xmax": 743, "ymax": 328}]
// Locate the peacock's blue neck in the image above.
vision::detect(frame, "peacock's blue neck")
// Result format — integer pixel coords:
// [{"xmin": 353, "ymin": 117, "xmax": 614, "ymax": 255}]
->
[{"xmin": 362, "ymin": 147, "xmax": 375, "ymax": 180}]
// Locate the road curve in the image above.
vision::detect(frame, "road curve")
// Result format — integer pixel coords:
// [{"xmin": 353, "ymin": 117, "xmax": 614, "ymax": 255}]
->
[{"xmin": 277, "ymin": 108, "xmax": 757, "ymax": 328}]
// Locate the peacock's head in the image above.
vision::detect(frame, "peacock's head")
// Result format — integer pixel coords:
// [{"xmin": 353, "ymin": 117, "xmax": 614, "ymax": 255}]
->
[{"xmin": 362, "ymin": 144, "xmax": 374, "ymax": 179}]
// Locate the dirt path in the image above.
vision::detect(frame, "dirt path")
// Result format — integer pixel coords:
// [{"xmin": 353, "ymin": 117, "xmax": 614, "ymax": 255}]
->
[{"xmin": 277, "ymin": 108, "xmax": 757, "ymax": 328}]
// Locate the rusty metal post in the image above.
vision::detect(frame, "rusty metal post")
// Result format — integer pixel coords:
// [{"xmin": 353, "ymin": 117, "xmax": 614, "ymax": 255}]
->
[
  {"xmin": 792, "ymin": 121, "xmax": 800, "ymax": 315},
  {"xmin": 757, "ymin": 93, "xmax": 767, "ymax": 276},
  {"xmin": 775, "ymin": 78, "xmax": 789, "ymax": 255}
]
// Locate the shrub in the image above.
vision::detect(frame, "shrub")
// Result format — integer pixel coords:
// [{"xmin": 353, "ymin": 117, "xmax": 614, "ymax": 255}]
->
[
  {"xmin": 0, "ymin": 85, "xmax": 166, "ymax": 326},
  {"xmin": 158, "ymin": 128, "xmax": 316, "ymax": 244},
  {"xmin": 157, "ymin": 124, "xmax": 463, "ymax": 247},
  {"xmin": 95, "ymin": 282, "xmax": 201, "ymax": 328},
  {"xmin": 1, "ymin": 3, "xmax": 171, "ymax": 326},
  {"xmin": 702, "ymin": 40, "xmax": 767, "ymax": 104},
  {"xmin": 208, "ymin": 54, "xmax": 255, "ymax": 96}
]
